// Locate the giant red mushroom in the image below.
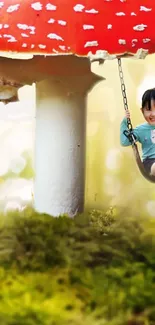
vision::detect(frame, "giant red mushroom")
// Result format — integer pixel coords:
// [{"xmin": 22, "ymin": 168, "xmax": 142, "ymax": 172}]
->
[{"xmin": 0, "ymin": 0, "xmax": 155, "ymax": 216}]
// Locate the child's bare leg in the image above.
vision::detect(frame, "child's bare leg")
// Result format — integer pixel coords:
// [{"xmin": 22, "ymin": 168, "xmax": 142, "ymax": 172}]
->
[{"xmin": 150, "ymin": 163, "xmax": 155, "ymax": 176}]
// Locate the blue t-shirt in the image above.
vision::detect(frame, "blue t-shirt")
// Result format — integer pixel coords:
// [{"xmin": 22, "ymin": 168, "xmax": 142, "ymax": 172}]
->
[{"xmin": 120, "ymin": 118, "xmax": 155, "ymax": 161}]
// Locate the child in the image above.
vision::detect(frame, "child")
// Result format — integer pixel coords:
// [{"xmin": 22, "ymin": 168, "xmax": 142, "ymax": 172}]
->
[{"xmin": 120, "ymin": 88, "xmax": 155, "ymax": 176}]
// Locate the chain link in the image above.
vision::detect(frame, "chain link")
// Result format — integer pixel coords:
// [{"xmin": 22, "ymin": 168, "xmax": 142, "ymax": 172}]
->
[{"xmin": 118, "ymin": 58, "xmax": 136, "ymax": 143}]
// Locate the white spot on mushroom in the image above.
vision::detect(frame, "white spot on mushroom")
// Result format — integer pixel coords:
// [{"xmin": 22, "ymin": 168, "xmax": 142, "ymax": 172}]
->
[
  {"xmin": 107, "ymin": 24, "xmax": 112, "ymax": 29},
  {"xmin": 47, "ymin": 33, "xmax": 64, "ymax": 41},
  {"xmin": 131, "ymin": 12, "xmax": 137, "ymax": 16},
  {"xmin": 133, "ymin": 24, "xmax": 147, "ymax": 31},
  {"xmin": 0, "ymin": 23, "xmax": 9, "ymax": 29},
  {"xmin": 21, "ymin": 33, "xmax": 29, "ymax": 38},
  {"xmin": 73, "ymin": 4, "xmax": 85, "ymax": 12},
  {"xmin": 132, "ymin": 39, "xmax": 138, "ymax": 47},
  {"xmin": 85, "ymin": 9, "xmax": 99, "ymax": 14},
  {"xmin": 58, "ymin": 20, "xmax": 67, "ymax": 26},
  {"xmin": 7, "ymin": 4, "xmax": 20, "ymax": 13},
  {"xmin": 0, "ymin": 24, "xmax": 9, "ymax": 29},
  {"xmin": 83, "ymin": 24, "xmax": 94, "ymax": 30},
  {"xmin": 118, "ymin": 39, "xmax": 126, "ymax": 45},
  {"xmin": 140, "ymin": 6, "xmax": 152, "ymax": 12},
  {"xmin": 59, "ymin": 45, "xmax": 66, "ymax": 51},
  {"xmin": 116, "ymin": 12, "xmax": 125, "ymax": 16},
  {"xmin": 0, "ymin": 2, "xmax": 4, "ymax": 9},
  {"xmin": 48, "ymin": 18, "xmax": 55, "ymax": 23},
  {"xmin": 3, "ymin": 34, "xmax": 17, "ymax": 42},
  {"xmin": 22, "ymin": 43, "xmax": 27, "ymax": 47},
  {"xmin": 29, "ymin": 27, "xmax": 35, "ymax": 35},
  {"xmin": 84, "ymin": 41, "xmax": 98, "ymax": 48},
  {"xmin": 31, "ymin": 2, "xmax": 43, "ymax": 10},
  {"xmin": 17, "ymin": 24, "xmax": 28, "ymax": 30},
  {"xmin": 48, "ymin": 19, "xmax": 67, "ymax": 26},
  {"xmin": 31, "ymin": 44, "xmax": 35, "ymax": 48},
  {"xmin": 17, "ymin": 24, "xmax": 36, "ymax": 35},
  {"xmin": 143, "ymin": 38, "xmax": 151, "ymax": 43},
  {"xmin": 52, "ymin": 49, "xmax": 58, "ymax": 54},
  {"xmin": 46, "ymin": 3, "xmax": 57, "ymax": 10},
  {"xmin": 38, "ymin": 44, "xmax": 46, "ymax": 49}
]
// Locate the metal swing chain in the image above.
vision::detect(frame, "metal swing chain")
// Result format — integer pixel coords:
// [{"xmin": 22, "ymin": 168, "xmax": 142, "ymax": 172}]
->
[
  {"xmin": 117, "ymin": 58, "xmax": 155, "ymax": 183},
  {"xmin": 117, "ymin": 58, "xmax": 136, "ymax": 144}
]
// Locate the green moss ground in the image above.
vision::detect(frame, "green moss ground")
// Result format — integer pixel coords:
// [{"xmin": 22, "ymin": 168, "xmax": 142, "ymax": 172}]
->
[{"xmin": 0, "ymin": 207, "xmax": 155, "ymax": 324}]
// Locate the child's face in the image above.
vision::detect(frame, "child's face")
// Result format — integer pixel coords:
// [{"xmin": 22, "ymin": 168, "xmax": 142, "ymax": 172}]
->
[{"xmin": 142, "ymin": 99, "xmax": 155, "ymax": 125}]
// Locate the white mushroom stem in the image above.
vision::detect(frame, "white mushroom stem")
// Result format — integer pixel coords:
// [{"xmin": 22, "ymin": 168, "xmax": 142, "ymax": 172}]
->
[{"xmin": 34, "ymin": 75, "xmax": 99, "ymax": 216}]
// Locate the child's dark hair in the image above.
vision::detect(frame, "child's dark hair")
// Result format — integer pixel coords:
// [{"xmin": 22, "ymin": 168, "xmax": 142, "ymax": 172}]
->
[{"xmin": 142, "ymin": 88, "xmax": 155, "ymax": 110}]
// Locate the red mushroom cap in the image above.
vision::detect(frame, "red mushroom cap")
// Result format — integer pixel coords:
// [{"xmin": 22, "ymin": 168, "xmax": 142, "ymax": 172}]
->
[{"xmin": 0, "ymin": 0, "xmax": 154, "ymax": 58}]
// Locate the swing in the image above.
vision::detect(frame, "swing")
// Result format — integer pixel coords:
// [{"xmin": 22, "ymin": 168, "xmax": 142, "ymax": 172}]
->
[{"xmin": 117, "ymin": 58, "xmax": 155, "ymax": 183}]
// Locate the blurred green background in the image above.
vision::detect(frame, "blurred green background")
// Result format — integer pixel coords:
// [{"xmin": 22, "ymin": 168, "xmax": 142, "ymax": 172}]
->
[{"xmin": 1, "ymin": 54, "xmax": 155, "ymax": 215}]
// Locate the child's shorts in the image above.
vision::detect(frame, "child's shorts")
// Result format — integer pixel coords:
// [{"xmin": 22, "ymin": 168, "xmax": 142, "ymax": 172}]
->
[{"xmin": 143, "ymin": 158, "xmax": 155, "ymax": 174}]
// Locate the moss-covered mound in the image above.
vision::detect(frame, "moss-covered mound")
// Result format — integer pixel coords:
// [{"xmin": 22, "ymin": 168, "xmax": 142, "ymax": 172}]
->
[{"xmin": 0, "ymin": 207, "xmax": 155, "ymax": 324}]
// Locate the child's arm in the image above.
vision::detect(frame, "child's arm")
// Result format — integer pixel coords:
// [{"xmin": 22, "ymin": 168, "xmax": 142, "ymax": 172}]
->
[
  {"xmin": 120, "ymin": 118, "xmax": 132, "ymax": 146},
  {"xmin": 120, "ymin": 110, "xmax": 139, "ymax": 146}
]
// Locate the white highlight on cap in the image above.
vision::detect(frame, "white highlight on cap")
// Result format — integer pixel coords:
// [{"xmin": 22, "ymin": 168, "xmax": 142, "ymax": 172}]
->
[
  {"xmin": 22, "ymin": 43, "xmax": 27, "ymax": 47},
  {"xmin": 0, "ymin": 2, "xmax": 4, "ymax": 9},
  {"xmin": 131, "ymin": 12, "xmax": 137, "ymax": 16}
]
